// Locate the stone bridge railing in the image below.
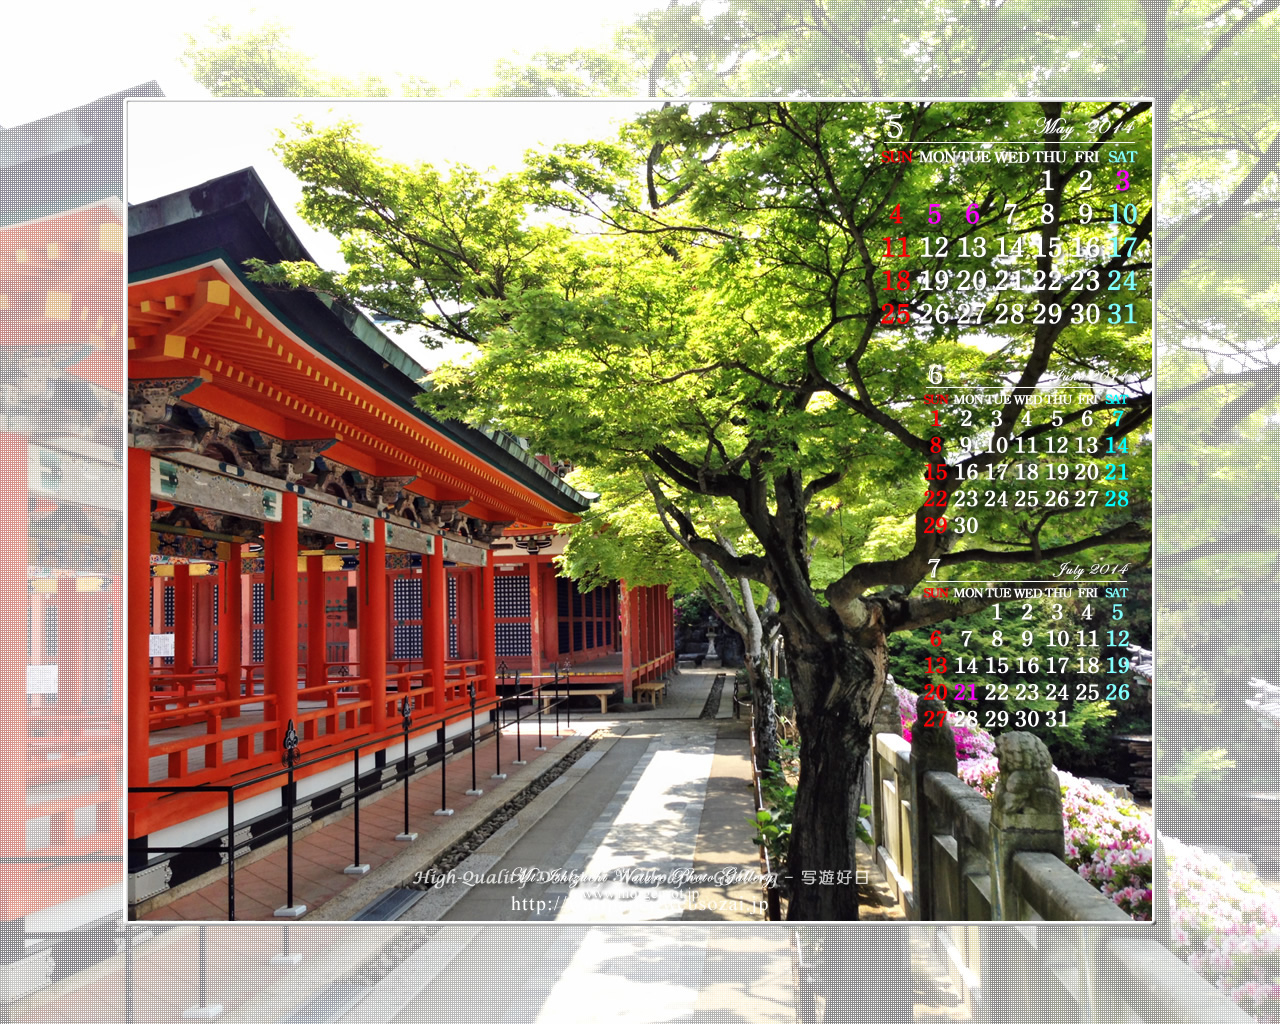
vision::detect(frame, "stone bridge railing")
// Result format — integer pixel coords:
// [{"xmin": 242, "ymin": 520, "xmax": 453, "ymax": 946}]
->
[
  {"xmin": 866, "ymin": 716, "xmax": 1131, "ymax": 923},
  {"xmin": 863, "ymin": 709, "xmax": 1255, "ymax": 1023}
]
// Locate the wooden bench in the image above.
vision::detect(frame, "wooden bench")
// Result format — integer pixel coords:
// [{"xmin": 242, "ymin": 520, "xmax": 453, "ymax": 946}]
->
[
  {"xmin": 540, "ymin": 687, "xmax": 617, "ymax": 714},
  {"xmin": 634, "ymin": 681, "xmax": 667, "ymax": 706}
]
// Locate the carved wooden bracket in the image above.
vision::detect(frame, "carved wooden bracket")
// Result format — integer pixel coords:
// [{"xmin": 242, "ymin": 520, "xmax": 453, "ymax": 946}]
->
[
  {"xmin": 468, "ymin": 518, "xmax": 513, "ymax": 544},
  {"xmin": 422, "ymin": 499, "xmax": 468, "ymax": 533},
  {"xmin": 128, "ymin": 377, "xmax": 205, "ymax": 431},
  {"xmin": 264, "ymin": 439, "xmax": 339, "ymax": 484},
  {"xmin": 365, "ymin": 475, "xmax": 417, "ymax": 512}
]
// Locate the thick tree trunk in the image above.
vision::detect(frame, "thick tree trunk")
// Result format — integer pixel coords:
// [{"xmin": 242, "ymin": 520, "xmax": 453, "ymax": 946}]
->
[
  {"xmin": 742, "ymin": 651, "xmax": 779, "ymax": 771},
  {"xmin": 783, "ymin": 621, "xmax": 885, "ymax": 921},
  {"xmin": 811, "ymin": 926, "xmax": 913, "ymax": 1021}
]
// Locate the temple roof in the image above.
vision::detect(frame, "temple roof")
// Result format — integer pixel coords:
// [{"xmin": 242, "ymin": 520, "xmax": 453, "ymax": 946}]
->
[
  {"xmin": 129, "ymin": 166, "xmax": 588, "ymax": 521},
  {"xmin": 0, "ymin": 81, "xmax": 162, "ymax": 226}
]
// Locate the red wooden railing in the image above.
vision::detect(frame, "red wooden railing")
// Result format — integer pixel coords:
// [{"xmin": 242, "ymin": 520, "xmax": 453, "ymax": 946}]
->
[{"xmin": 136, "ymin": 657, "xmax": 493, "ymax": 835}]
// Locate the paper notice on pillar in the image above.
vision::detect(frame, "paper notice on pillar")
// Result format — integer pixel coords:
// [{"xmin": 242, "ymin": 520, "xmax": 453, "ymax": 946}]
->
[
  {"xmin": 26, "ymin": 665, "xmax": 58, "ymax": 695},
  {"xmin": 149, "ymin": 633, "xmax": 175, "ymax": 657}
]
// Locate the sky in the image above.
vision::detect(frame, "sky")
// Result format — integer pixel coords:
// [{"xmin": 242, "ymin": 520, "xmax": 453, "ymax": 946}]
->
[
  {"xmin": 0, "ymin": 0, "xmax": 668, "ymax": 372},
  {"xmin": 1, "ymin": 0, "xmax": 660, "ymax": 126},
  {"xmin": 127, "ymin": 99, "xmax": 658, "ymax": 365},
  {"xmin": 128, "ymin": 101, "xmax": 655, "ymax": 265}
]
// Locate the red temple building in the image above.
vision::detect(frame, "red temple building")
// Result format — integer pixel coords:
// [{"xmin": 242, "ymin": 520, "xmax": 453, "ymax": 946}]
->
[
  {"xmin": 0, "ymin": 84, "xmax": 163, "ymax": 988},
  {"xmin": 126, "ymin": 168, "xmax": 674, "ymax": 910}
]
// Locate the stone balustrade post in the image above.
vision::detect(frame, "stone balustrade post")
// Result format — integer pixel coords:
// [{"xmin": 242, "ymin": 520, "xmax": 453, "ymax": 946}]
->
[
  {"xmin": 989, "ymin": 731, "xmax": 1065, "ymax": 921},
  {"xmin": 870, "ymin": 682, "xmax": 903, "ymax": 857},
  {"xmin": 1153, "ymin": 834, "xmax": 1171, "ymax": 947},
  {"xmin": 908, "ymin": 706, "xmax": 958, "ymax": 921}
]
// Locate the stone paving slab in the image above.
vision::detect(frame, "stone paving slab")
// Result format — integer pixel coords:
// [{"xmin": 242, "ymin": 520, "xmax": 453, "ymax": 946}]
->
[
  {"xmin": 681, "ymin": 718, "xmax": 771, "ymax": 920},
  {"xmin": 534, "ymin": 926, "xmax": 712, "ymax": 1023},
  {"xmin": 555, "ymin": 721, "xmax": 718, "ymax": 921},
  {"xmin": 403, "ymin": 667, "xmax": 764, "ymax": 924},
  {"xmin": 136, "ymin": 724, "xmax": 588, "ymax": 922},
  {"xmin": 405, "ymin": 732, "xmax": 639, "ymax": 922}
]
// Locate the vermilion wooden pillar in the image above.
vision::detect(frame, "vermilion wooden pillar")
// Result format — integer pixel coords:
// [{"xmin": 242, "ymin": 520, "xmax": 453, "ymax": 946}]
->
[
  {"xmin": 658, "ymin": 590, "xmax": 667, "ymax": 663},
  {"xmin": 263, "ymin": 491, "xmax": 300, "ymax": 746},
  {"xmin": 219, "ymin": 549, "xmax": 242, "ymax": 715},
  {"xmin": 634, "ymin": 583, "xmax": 645, "ymax": 670},
  {"xmin": 661, "ymin": 590, "xmax": 668, "ymax": 659},
  {"xmin": 542, "ymin": 564, "xmax": 558, "ymax": 665},
  {"xmin": 527, "ymin": 557, "xmax": 543, "ymax": 682},
  {"xmin": 657, "ymin": 590, "xmax": 664, "ymax": 660},
  {"xmin": 192, "ymin": 577, "xmax": 214, "ymax": 667},
  {"xmin": 306, "ymin": 554, "xmax": 327, "ymax": 690},
  {"xmin": 240, "ymin": 571, "xmax": 253, "ymax": 673},
  {"xmin": 619, "ymin": 581, "xmax": 634, "ymax": 700},
  {"xmin": 634, "ymin": 587, "xmax": 644, "ymax": 668},
  {"xmin": 172, "ymin": 563, "xmax": 193, "ymax": 676},
  {"xmin": 659, "ymin": 590, "xmax": 667, "ymax": 660},
  {"xmin": 652, "ymin": 588, "xmax": 660, "ymax": 665},
  {"xmin": 651, "ymin": 589, "xmax": 659, "ymax": 663},
  {"xmin": 659, "ymin": 591, "xmax": 665, "ymax": 661},
  {"xmin": 664, "ymin": 591, "xmax": 672, "ymax": 660},
  {"xmin": 0, "ymin": 436, "xmax": 28, "ymax": 866},
  {"xmin": 127, "ymin": 446, "xmax": 152, "ymax": 788},
  {"xmin": 55, "ymin": 576, "xmax": 79, "ymax": 707},
  {"xmin": 425, "ymin": 543, "xmax": 447, "ymax": 714},
  {"xmin": 414, "ymin": 560, "xmax": 427, "ymax": 704},
  {"xmin": 50, "ymin": 576, "xmax": 75, "ymax": 852},
  {"xmin": 110, "ymin": 575, "xmax": 123, "ymax": 721},
  {"xmin": 655, "ymin": 589, "xmax": 663, "ymax": 662},
  {"xmin": 359, "ymin": 519, "xmax": 388, "ymax": 732},
  {"xmin": 105, "ymin": 576, "xmax": 124, "ymax": 833},
  {"xmin": 479, "ymin": 559, "xmax": 496, "ymax": 697},
  {"xmin": 641, "ymin": 587, "xmax": 650, "ymax": 669}
]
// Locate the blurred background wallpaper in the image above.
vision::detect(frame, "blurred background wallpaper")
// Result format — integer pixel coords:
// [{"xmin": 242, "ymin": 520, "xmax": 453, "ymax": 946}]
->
[{"xmin": 1, "ymin": 2, "xmax": 1277, "ymax": 1020}]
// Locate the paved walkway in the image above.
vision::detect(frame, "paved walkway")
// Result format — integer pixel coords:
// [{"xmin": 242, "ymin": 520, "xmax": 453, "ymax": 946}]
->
[
  {"xmin": 409, "ymin": 716, "xmax": 764, "ymax": 923},
  {"xmin": 387, "ymin": 926, "xmax": 797, "ymax": 1024},
  {"xmin": 400, "ymin": 665, "xmax": 768, "ymax": 922},
  {"xmin": 14, "ymin": 921, "xmax": 967, "ymax": 1024},
  {"xmin": 137, "ymin": 724, "xmax": 584, "ymax": 922},
  {"xmin": 15, "ymin": 923, "xmax": 963, "ymax": 1024},
  {"xmin": 15, "ymin": 667, "xmax": 960, "ymax": 1024},
  {"xmin": 135, "ymin": 665, "xmax": 754, "ymax": 923}
]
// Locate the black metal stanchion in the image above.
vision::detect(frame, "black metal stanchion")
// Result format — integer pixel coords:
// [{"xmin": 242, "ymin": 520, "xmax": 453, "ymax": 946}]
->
[
  {"xmin": 396, "ymin": 696, "xmax": 417, "ymax": 841},
  {"xmin": 345, "ymin": 747, "xmax": 369, "ymax": 875},
  {"xmin": 226, "ymin": 790, "xmax": 237, "ymax": 922},
  {"xmin": 182, "ymin": 924, "xmax": 223, "ymax": 1018},
  {"xmin": 563, "ymin": 659, "xmax": 571, "ymax": 728},
  {"xmin": 434, "ymin": 723, "xmax": 453, "ymax": 817},
  {"xmin": 512, "ymin": 669, "xmax": 526, "ymax": 764},
  {"xmin": 535, "ymin": 671, "xmax": 546, "ymax": 751},
  {"xmin": 553, "ymin": 664, "xmax": 561, "ymax": 738},
  {"xmin": 466, "ymin": 681, "xmax": 483, "ymax": 795},
  {"xmin": 493, "ymin": 662, "xmax": 507, "ymax": 781},
  {"xmin": 274, "ymin": 721, "xmax": 306, "ymax": 918},
  {"xmin": 125, "ymin": 924, "xmax": 135, "ymax": 1024},
  {"xmin": 271, "ymin": 924, "xmax": 301, "ymax": 966}
]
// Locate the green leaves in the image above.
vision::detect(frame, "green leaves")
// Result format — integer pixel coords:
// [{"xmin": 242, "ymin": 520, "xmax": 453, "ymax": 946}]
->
[
  {"xmin": 752, "ymin": 751, "xmax": 799, "ymax": 870},
  {"xmin": 256, "ymin": 101, "xmax": 1151, "ymax": 640},
  {"xmin": 247, "ymin": 119, "xmax": 574, "ymax": 345}
]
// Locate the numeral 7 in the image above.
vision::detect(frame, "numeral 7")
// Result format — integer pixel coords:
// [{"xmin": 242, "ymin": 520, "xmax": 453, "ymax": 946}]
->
[{"xmin": 1004, "ymin": 202, "xmax": 1018, "ymax": 226}]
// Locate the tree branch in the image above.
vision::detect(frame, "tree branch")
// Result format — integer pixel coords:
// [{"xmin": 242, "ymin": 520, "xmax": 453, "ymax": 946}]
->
[
  {"xmin": 641, "ymin": 473, "xmax": 770, "ymax": 583},
  {"xmin": 938, "ymin": 520, "xmax": 1151, "ymax": 568}
]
